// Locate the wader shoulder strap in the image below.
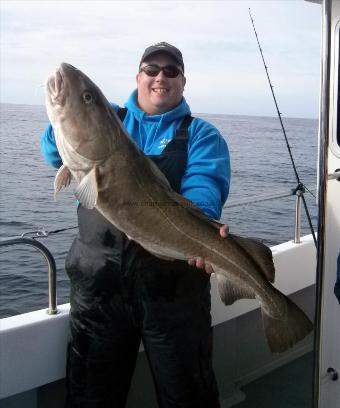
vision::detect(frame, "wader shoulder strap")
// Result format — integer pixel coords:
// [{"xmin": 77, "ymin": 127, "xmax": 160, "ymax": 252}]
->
[
  {"xmin": 117, "ymin": 107, "xmax": 128, "ymax": 122},
  {"xmin": 175, "ymin": 115, "xmax": 194, "ymax": 141}
]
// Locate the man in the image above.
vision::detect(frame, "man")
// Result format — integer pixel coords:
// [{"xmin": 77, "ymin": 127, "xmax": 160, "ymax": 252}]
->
[{"xmin": 41, "ymin": 42, "xmax": 230, "ymax": 408}]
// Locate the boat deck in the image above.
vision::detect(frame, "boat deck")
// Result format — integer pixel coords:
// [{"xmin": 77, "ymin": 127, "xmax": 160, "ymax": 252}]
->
[
  {"xmin": 234, "ymin": 352, "xmax": 313, "ymax": 408},
  {"xmin": 0, "ymin": 236, "xmax": 316, "ymax": 408}
]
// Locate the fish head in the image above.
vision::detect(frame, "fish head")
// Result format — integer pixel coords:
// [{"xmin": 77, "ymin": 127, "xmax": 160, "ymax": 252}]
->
[{"xmin": 45, "ymin": 63, "xmax": 120, "ymax": 163}]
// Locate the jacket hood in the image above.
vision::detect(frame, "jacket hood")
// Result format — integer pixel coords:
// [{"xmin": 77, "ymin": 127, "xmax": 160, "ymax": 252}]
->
[{"xmin": 124, "ymin": 89, "xmax": 191, "ymax": 123}]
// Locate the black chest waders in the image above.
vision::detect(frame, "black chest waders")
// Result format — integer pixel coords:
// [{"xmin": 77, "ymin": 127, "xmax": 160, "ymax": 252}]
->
[{"xmin": 64, "ymin": 109, "xmax": 220, "ymax": 408}]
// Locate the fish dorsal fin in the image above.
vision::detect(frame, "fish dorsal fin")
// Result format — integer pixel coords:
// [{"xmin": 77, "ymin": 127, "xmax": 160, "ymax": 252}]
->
[
  {"xmin": 165, "ymin": 188, "xmax": 223, "ymax": 230},
  {"xmin": 75, "ymin": 167, "xmax": 98, "ymax": 209},
  {"xmin": 54, "ymin": 165, "xmax": 72, "ymax": 198},
  {"xmin": 229, "ymin": 234, "xmax": 275, "ymax": 283}
]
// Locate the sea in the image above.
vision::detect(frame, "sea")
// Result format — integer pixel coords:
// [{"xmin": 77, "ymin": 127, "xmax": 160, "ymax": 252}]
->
[{"xmin": 0, "ymin": 103, "xmax": 319, "ymax": 318}]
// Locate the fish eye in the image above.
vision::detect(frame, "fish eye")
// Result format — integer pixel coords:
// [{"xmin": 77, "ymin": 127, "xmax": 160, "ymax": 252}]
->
[{"xmin": 82, "ymin": 91, "xmax": 94, "ymax": 104}]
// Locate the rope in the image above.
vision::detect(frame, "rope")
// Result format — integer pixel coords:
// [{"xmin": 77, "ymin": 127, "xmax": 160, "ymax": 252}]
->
[
  {"xmin": 48, "ymin": 226, "xmax": 78, "ymax": 235},
  {"xmin": 224, "ymin": 186, "xmax": 316, "ymax": 208},
  {"xmin": 0, "ymin": 226, "xmax": 78, "ymax": 241},
  {"xmin": 1, "ymin": 183, "xmax": 317, "ymax": 242}
]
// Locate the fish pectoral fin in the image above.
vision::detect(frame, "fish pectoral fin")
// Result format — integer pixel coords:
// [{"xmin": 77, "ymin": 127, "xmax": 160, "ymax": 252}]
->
[
  {"xmin": 54, "ymin": 165, "xmax": 72, "ymax": 199},
  {"xmin": 214, "ymin": 269, "xmax": 255, "ymax": 305},
  {"xmin": 75, "ymin": 167, "xmax": 98, "ymax": 209},
  {"xmin": 229, "ymin": 234, "xmax": 275, "ymax": 283}
]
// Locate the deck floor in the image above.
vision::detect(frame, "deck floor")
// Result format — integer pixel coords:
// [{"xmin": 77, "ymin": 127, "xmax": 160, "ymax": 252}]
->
[{"xmin": 233, "ymin": 352, "xmax": 314, "ymax": 408}]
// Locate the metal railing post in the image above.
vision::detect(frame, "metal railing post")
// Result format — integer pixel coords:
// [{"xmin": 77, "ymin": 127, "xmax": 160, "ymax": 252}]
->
[
  {"xmin": 0, "ymin": 237, "xmax": 58, "ymax": 315},
  {"xmin": 294, "ymin": 191, "xmax": 302, "ymax": 244}
]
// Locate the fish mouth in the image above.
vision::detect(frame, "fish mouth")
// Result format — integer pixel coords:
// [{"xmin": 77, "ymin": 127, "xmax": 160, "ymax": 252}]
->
[
  {"xmin": 46, "ymin": 63, "xmax": 75, "ymax": 106},
  {"xmin": 46, "ymin": 68, "xmax": 65, "ymax": 106}
]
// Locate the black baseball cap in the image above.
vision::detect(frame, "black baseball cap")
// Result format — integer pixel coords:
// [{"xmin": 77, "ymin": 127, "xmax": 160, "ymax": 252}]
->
[{"xmin": 139, "ymin": 42, "xmax": 184, "ymax": 71}]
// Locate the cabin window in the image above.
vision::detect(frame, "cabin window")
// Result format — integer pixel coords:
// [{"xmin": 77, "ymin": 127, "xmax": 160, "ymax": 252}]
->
[
  {"xmin": 336, "ymin": 21, "xmax": 340, "ymax": 148},
  {"xmin": 337, "ymin": 32, "xmax": 340, "ymax": 146}
]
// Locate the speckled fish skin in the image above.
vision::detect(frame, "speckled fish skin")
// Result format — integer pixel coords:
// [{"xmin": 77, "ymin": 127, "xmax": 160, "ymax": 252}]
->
[{"xmin": 45, "ymin": 63, "xmax": 313, "ymax": 353}]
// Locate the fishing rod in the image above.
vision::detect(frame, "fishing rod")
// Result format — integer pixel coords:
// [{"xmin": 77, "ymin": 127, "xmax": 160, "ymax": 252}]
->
[{"xmin": 248, "ymin": 8, "xmax": 317, "ymax": 247}]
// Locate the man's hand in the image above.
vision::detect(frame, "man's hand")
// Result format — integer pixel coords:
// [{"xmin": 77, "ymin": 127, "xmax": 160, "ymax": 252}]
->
[{"xmin": 187, "ymin": 224, "xmax": 229, "ymax": 274}]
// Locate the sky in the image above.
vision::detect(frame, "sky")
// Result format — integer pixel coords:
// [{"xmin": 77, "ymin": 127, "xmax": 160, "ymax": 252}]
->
[{"xmin": 0, "ymin": 0, "xmax": 322, "ymax": 118}]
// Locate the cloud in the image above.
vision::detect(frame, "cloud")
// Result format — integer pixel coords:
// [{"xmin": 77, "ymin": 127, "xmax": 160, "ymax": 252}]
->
[{"xmin": 0, "ymin": 0, "xmax": 321, "ymax": 118}]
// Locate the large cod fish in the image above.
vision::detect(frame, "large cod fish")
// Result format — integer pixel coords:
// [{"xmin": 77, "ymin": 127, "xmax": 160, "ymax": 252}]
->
[{"xmin": 45, "ymin": 63, "xmax": 313, "ymax": 353}]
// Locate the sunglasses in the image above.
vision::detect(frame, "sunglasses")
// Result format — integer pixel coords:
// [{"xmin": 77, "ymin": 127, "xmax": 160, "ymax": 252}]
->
[{"xmin": 139, "ymin": 64, "xmax": 183, "ymax": 78}]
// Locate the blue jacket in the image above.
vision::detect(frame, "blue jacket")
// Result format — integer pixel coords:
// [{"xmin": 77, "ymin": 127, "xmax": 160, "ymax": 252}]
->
[{"xmin": 41, "ymin": 90, "xmax": 230, "ymax": 219}]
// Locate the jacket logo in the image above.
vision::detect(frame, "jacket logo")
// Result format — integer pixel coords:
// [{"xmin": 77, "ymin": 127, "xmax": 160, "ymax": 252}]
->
[{"xmin": 158, "ymin": 138, "xmax": 170, "ymax": 149}]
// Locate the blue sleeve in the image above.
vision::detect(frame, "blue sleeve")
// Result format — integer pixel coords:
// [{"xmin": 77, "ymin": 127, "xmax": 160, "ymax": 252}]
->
[
  {"xmin": 180, "ymin": 118, "xmax": 231, "ymax": 220},
  {"xmin": 40, "ymin": 124, "xmax": 62, "ymax": 169},
  {"xmin": 40, "ymin": 102, "xmax": 120, "ymax": 169}
]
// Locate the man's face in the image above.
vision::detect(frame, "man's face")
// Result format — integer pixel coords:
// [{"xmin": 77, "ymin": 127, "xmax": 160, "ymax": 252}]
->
[{"xmin": 136, "ymin": 53, "xmax": 186, "ymax": 115}]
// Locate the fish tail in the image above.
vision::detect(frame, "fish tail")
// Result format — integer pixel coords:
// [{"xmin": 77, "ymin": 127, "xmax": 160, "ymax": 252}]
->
[{"xmin": 261, "ymin": 295, "xmax": 313, "ymax": 353}]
